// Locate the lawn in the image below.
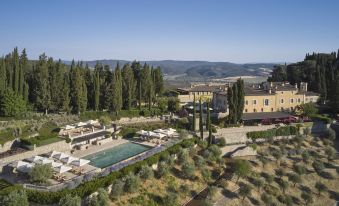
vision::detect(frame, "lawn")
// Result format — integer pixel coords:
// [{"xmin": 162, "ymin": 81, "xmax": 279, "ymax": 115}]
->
[{"xmin": 20, "ymin": 123, "xmax": 63, "ymax": 147}]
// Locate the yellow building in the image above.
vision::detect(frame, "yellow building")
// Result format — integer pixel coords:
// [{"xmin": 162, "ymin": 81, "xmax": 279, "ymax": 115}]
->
[
  {"xmin": 177, "ymin": 83, "xmax": 228, "ymax": 105},
  {"xmin": 213, "ymin": 81, "xmax": 319, "ymax": 114}
]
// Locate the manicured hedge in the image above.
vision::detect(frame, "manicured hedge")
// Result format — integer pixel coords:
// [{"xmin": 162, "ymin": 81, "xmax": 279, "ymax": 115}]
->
[
  {"xmin": 247, "ymin": 126, "xmax": 298, "ymax": 141},
  {"xmin": 21, "ymin": 137, "xmax": 197, "ymax": 204}
]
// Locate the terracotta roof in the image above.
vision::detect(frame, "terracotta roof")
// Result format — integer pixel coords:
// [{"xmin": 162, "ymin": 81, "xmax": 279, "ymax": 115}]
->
[{"xmin": 178, "ymin": 84, "xmax": 228, "ymax": 92}]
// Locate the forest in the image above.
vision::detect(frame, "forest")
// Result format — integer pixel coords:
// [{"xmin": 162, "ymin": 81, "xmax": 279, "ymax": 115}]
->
[
  {"xmin": 269, "ymin": 50, "xmax": 339, "ymax": 114},
  {"xmin": 0, "ymin": 48, "xmax": 164, "ymax": 117}
]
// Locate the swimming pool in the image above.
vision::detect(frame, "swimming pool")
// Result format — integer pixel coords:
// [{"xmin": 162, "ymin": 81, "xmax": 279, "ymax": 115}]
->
[{"xmin": 83, "ymin": 142, "xmax": 152, "ymax": 168}]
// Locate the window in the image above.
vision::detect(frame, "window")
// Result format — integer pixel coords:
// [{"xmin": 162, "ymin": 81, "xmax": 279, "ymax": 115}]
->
[
  {"xmin": 281, "ymin": 91, "xmax": 284, "ymax": 94},
  {"xmin": 298, "ymin": 98, "xmax": 301, "ymax": 103},
  {"xmin": 281, "ymin": 99, "xmax": 284, "ymax": 104},
  {"xmin": 252, "ymin": 99, "xmax": 257, "ymax": 105},
  {"xmin": 253, "ymin": 109, "xmax": 257, "ymax": 112},
  {"xmin": 264, "ymin": 99, "xmax": 269, "ymax": 106},
  {"xmin": 245, "ymin": 109, "xmax": 248, "ymax": 113},
  {"xmin": 271, "ymin": 108, "xmax": 274, "ymax": 112},
  {"xmin": 290, "ymin": 98, "xmax": 294, "ymax": 103},
  {"xmin": 310, "ymin": 98, "xmax": 313, "ymax": 102},
  {"xmin": 245, "ymin": 100, "xmax": 248, "ymax": 105},
  {"xmin": 261, "ymin": 108, "xmax": 264, "ymax": 112},
  {"xmin": 281, "ymin": 107, "xmax": 284, "ymax": 111}
]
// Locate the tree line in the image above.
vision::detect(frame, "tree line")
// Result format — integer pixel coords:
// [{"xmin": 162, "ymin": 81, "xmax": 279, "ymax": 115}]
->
[
  {"xmin": 0, "ymin": 47, "xmax": 164, "ymax": 116},
  {"xmin": 269, "ymin": 50, "xmax": 339, "ymax": 114}
]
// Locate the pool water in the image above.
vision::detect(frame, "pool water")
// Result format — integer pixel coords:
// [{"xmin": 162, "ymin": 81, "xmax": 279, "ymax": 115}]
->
[{"xmin": 84, "ymin": 142, "xmax": 151, "ymax": 168}]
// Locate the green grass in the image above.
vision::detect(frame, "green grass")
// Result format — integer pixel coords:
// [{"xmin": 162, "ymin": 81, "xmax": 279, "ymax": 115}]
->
[
  {"xmin": 20, "ymin": 123, "xmax": 63, "ymax": 146},
  {"xmin": 0, "ymin": 179, "xmax": 11, "ymax": 190},
  {"xmin": 0, "ymin": 129, "xmax": 15, "ymax": 145}
]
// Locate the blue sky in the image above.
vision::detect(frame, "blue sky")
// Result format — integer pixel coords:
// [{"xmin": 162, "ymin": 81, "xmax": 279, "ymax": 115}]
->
[{"xmin": 0, "ymin": 0, "xmax": 338, "ymax": 63}]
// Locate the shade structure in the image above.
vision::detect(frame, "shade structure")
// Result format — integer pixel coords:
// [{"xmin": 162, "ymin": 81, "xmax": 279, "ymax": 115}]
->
[
  {"xmin": 49, "ymin": 151, "xmax": 61, "ymax": 158},
  {"xmin": 76, "ymin": 122, "xmax": 87, "ymax": 127},
  {"xmin": 65, "ymin": 125, "xmax": 76, "ymax": 130},
  {"xmin": 61, "ymin": 156, "xmax": 79, "ymax": 164},
  {"xmin": 51, "ymin": 161, "xmax": 63, "ymax": 168},
  {"xmin": 137, "ymin": 130, "xmax": 147, "ymax": 135},
  {"xmin": 26, "ymin": 155, "xmax": 44, "ymax": 162},
  {"xmin": 153, "ymin": 132, "xmax": 166, "ymax": 139},
  {"xmin": 53, "ymin": 165, "xmax": 72, "ymax": 174},
  {"xmin": 53, "ymin": 152, "xmax": 70, "ymax": 160},
  {"xmin": 16, "ymin": 161, "xmax": 34, "ymax": 173},
  {"xmin": 153, "ymin": 129, "xmax": 166, "ymax": 134},
  {"xmin": 35, "ymin": 158, "xmax": 54, "ymax": 165},
  {"xmin": 70, "ymin": 159, "xmax": 90, "ymax": 167}
]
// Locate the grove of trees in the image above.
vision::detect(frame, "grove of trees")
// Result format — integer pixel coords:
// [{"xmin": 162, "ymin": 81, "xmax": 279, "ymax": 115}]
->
[
  {"xmin": 269, "ymin": 50, "xmax": 339, "ymax": 113},
  {"xmin": 0, "ymin": 48, "xmax": 164, "ymax": 116}
]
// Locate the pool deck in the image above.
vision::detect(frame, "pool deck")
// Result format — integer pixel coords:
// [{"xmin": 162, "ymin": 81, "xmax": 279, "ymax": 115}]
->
[{"xmin": 72, "ymin": 139, "xmax": 130, "ymax": 158}]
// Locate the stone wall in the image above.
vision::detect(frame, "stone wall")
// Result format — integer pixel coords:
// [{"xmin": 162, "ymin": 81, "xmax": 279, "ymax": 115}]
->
[
  {"xmin": 0, "ymin": 140, "xmax": 71, "ymax": 172},
  {"xmin": 215, "ymin": 125, "xmax": 276, "ymax": 144},
  {"xmin": 0, "ymin": 138, "xmax": 21, "ymax": 153}
]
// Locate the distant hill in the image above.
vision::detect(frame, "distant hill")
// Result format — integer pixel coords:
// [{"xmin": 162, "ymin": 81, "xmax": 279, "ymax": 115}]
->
[{"xmin": 64, "ymin": 60, "xmax": 276, "ymax": 77}]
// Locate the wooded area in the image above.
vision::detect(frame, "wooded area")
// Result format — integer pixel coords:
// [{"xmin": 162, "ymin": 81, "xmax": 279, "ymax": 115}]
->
[{"xmin": 0, "ymin": 48, "xmax": 164, "ymax": 116}]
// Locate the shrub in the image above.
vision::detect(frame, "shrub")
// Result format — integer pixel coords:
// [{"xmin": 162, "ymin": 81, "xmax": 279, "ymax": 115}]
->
[
  {"xmin": 301, "ymin": 192, "xmax": 313, "ymax": 204},
  {"xmin": 162, "ymin": 191, "xmax": 178, "ymax": 206},
  {"xmin": 138, "ymin": 165, "xmax": 154, "ymax": 180},
  {"xmin": 58, "ymin": 194, "xmax": 81, "ymax": 206},
  {"xmin": 110, "ymin": 179, "xmax": 124, "ymax": 199},
  {"xmin": 288, "ymin": 173, "xmax": 302, "ymax": 187},
  {"xmin": 252, "ymin": 178, "xmax": 264, "ymax": 192},
  {"xmin": 238, "ymin": 184, "xmax": 252, "ymax": 201},
  {"xmin": 312, "ymin": 160, "xmax": 325, "ymax": 172},
  {"xmin": 124, "ymin": 173, "xmax": 140, "ymax": 193},
  {"xmin": 89, "ymin": 188, "xmax": 109, "ymax": 206},
  {"xmin": 1, "ymin": 189, "xmax": 29, "ymax": 206},
  {"xmin": 201, "ymin": 168, "xmax": 211, "ymax": 183},
  {"xmin": 195, "ymin": 155, "xmax": 206, "ymax": 169},
  {"xmin": 206, "ymin": 186, "xmax": 218, "ymax": 201},
  {"xmin": 157, "ymin": 161, "xmax": 170, "ymax": 177},
  {"xmin": 28, "ymin": 164, "xmax": 53, "ymax": 184},
  {"xmin": 309, "ymin": 114, "xmax": 332, "ymax": 124},
  {"xmin": 218, "ymin": 138, "xmax": 226, "ymax": 147},
  {"xmin": 261, "ymin": 193, "xmax": 273, "ymax": 206},
  {"xmin": 233, "ymin": 159, "xmax": 251, "ymax": 182},
  {"xmin": 293, "ymin": 164, "xmax": 306, "ymax": 175},
  {"xmin": 181, "ymin": 162, "xmax": 196, "ymax": 179},
  {"xmin": 315, "ymin": 181, "xmax": 327, "ymax": 196},
  {"xmin": 247, "ymin": 126, "xmax": 297, "ymax": 141}
]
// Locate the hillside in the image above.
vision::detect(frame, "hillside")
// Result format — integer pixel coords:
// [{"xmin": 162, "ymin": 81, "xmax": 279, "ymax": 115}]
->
[{"xmin": 64, "ymin": 60, "xmax": 276, "ymax": 77}]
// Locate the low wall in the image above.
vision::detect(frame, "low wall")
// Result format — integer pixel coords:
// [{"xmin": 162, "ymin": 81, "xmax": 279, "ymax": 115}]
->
[
  {"xmin": 0, "ymin": 140, "xmax": 71, "ymax": 172},
  {"xmin": 0, "ymin": 138, "xmax": 21, "ymax": 153}
]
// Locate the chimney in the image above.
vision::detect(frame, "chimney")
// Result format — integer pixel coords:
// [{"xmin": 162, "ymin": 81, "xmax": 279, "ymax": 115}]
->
[
  {"xmin": 252, "ymin": 84, "xmax": 255, "ymax": 88},
  {"xmin": 270, "ymin": 82, "xmax": 273, "ymax": 87},
  {"xmin": 269, "ymin": 89, "xmax": 272, "ymax": 94},
  {"xmin": 295, "ymin": 84, "xmax": 298, "ymax": 89},
  {"xmin": 258, "ymin": 85, "xmax": 261, "ymax": 89},
  {"xmin": 305, "ymin": 82, "xmax": 308, "ymax": 91},
  {"xmin": 282, "ymin": 82, "xmax": 285, "ymax": 86}
]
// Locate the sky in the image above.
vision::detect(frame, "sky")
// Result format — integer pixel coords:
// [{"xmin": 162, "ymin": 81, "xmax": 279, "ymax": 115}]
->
[{"xmin": 0, "ymin": 0, "xmax": 339, "ymax": 63}]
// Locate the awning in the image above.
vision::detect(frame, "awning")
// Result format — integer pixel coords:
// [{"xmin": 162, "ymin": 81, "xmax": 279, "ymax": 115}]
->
[
  {"xmin": 70, "ymin": 159, "xmax": 90, "ymax": 167},
  {"xmin": 242, "ymin": 112, "xmax": 294, "ymax": 121},
  {"xmin": 53, "ymin": 165, "xmax": 72, "ymax": 174}
]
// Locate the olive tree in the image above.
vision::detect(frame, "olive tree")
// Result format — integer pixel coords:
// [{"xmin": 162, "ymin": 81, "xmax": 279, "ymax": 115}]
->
[
  {"xmin": 59, "ymin": 194, "xmax": 81, "ymax": 206},
  {"xmin": 124, "ymin": 173, "xmax": 140, "ymax": 193},
  {"xmin": 315, "ymin": 181, "xmax": 327, "ymax": 196},
  {"xmin": 182, "ymin": 162, "xmax": 196, "ymax": 179},
  {"xmin": 1, "ymin": 190, "xmax": 29, "ymax": 206},
  {"xmin": 138, "ymin": 165, "xmax": 154, "ymax": 180},
  {"xmin": 28, "ymin": 163, "xmax": 53, "ymax": 183},
  {"xmin": 110, "ymin": 179, "xmax": 124, "ymax": 199},
  {"xmin": 238, "ymin": 184, "xmax": 252, "ymax": 201},
  {"xmin": 233, "ymin": 159, "xmax": 251, "ymax": 182}
]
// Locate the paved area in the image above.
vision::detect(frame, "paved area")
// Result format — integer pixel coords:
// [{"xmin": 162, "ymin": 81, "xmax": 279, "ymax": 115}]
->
[{"xmin": 72, "ymin": 138, "xmax": 129, "ymax": 158}]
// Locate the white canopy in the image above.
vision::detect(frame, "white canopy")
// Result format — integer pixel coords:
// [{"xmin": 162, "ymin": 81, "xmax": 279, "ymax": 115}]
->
[
  {"xmin": 16, "ymin": 161, "xmax": 34, "ymax": 173},
  {"xmin": 137, "ymin": 130, "xmax": 147, "ymax": 135},
  {"xmin": 53, "ymin": 152, "xmax": 70, "ymax": 160},
  {"xmin": 61, "ymin": 156, "xmax": 79, "ymax": 164},
  {"xmin": 35, "ymin": 158, "xmax": 54, "ymax": 165},
  {"xmin": 70, "ymin": 159, "xmax": 90, "ymax": 167},
  {"xmin": 86, "ymin": 120, "xmax": 99, "ymax": 125},
  {"xmin": 51, "ymin": 161, "xmax": 63, "ymax": 168},
  {"xmin": 53, "ymin": 165, "xmax": 72, "ymax": 174},
  {"xmin": 65, "ymin": 125, "xmax": 76, "ymax": 130},
  {"xmin": 153, "ymin": 133, "xmax": 166, "ymax": 139},
  {"xmin": 49, "ymin": 151, "xmax": 61, "ymax": 158},
  {"xmin": 153, "ymin": 129, "xmax": 166, "ymax": 134},
  {"xmin": 26, "ymin": 155, "xmax": 44, "ymax": 162},
  {"xmin": 76, "ymin": 122, "xmax": 87, "ymax": 127}
]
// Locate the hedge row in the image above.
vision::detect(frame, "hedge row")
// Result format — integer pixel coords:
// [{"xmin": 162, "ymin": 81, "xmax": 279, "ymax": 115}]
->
[
  {"xmin": 22, "ymin": 137, "xmax": 197, "ymax": 204},
  {"xmin": 246, "ymin": 126, "xmax": 298, "ymax": 140},
  {"xmin": 80, "ymin": 108, "xmax": 164, "ymax": 121},
  {"xmin": 309, "ymin": 114, "xmax": 332, "ymax": 124}
]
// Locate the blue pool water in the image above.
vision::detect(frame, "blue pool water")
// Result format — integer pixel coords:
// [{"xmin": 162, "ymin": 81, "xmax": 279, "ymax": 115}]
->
[{"xmin": 84, "ymin": 142, "xmax": 151, "ymax": 168}]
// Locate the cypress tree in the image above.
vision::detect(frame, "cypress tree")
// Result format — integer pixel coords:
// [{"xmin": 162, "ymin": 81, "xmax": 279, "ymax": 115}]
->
[
  {"xmin": 12, "ymin": 47, "xmax": 20, "ymax": 94},
  {"xmin": 93, "ymin": 68, "xmax": 100, "ymax": 111},
  {"xmin": 192, "ymin": 95, "xmax": 196, "ymax": 131},
  {"xmin": 0, "ymin": 58, "xmax": 6, "ymax": 93},
  {"xmin": 19, "ymin": 49, "xmax": 27, "ymax": 96},
  {"xmin": 207, "ymin": 101, "xmax": 212, "ymax": 145},
  {"xmin": 35, "ymin": 53, "xmax": 51, "ymax": 114},
  {"xmin": 122, "ymin": 63, "xmax": 135, "ymax": 110},
  {"xmin": 199, "ymin": 98, "xmax": 203, "ymax": 139},
  {"xmin": 236, "ymin": 79, "xmax": 245, "ymax": 122},
  {"xmin": 227, "ymin": 86, "xmax": 234, "ymax": 124}
]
